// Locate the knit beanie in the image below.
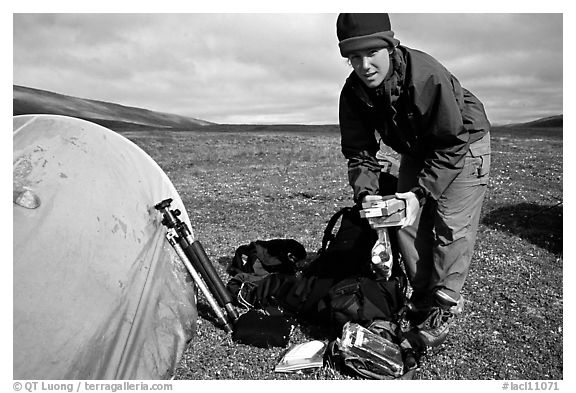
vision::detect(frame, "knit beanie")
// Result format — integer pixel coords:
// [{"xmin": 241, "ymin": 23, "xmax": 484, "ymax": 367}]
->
[{"xmin": 337, "ymin": 13, "xmax": 400, "ymax": 57}]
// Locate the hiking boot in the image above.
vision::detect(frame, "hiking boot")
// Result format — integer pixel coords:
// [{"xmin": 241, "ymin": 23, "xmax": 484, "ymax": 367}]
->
[
  {"xmin": 414, "ymin": 294, "xmax": 464, "ymax": 349},
  {"xmin": 414, "ymin": 306, "xmax": 454, "ymax": 348}
]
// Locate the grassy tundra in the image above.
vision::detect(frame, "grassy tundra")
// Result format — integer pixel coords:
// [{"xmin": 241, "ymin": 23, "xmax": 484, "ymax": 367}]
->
[{"xmin": 121, "ymin": 124, "xmax": 562, "ymax": 380}]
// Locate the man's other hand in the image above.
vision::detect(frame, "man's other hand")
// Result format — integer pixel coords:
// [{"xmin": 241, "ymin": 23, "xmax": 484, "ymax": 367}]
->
[{"xmin": 394, "ymin": 191, "xmax": 419, "ymax": 228}]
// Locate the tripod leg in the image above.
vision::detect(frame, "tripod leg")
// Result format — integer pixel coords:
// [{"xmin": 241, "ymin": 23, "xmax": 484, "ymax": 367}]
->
[
  {"xmin": 189, "ymin": 241, "xmax": 239, "ymax": 322},
  {"xmin": 154, "ymin": 199, "xmax": 237, "ymax": 327},
  {"xmin": 167, "ymin": 233, "xmax": 233, "ymax": 333}
]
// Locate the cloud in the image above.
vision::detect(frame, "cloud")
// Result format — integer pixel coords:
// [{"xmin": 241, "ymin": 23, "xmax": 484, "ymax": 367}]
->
[
  {"xmin": 13, "ymin": 13, "xmax": 562, "ymax": 124},
  {"xmin": 388, "ymin": 13, "xmax": 562, "ymax": 123}
]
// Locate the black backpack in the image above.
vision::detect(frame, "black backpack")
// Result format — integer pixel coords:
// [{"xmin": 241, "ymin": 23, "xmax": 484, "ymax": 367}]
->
[
  {"xmin": 226, "ymin": 206, "xmax": 408, "ymax": 331},
  {"xmin": 290, "ymin": 205, "xmax": 404, "ymax": 330},
  {"xmin": 322, "ymin": 274, "xmax": 407, "ymax": 335},
  {"xmin": 227, "ymin": 238, "xmax": 307, "ymax": 277},
  {"xmin": 301, "ymin": 206, "xmax": 373, "ymax": 279},
  {"xmin": 309, "ymin": 205, "xmax": 416, "ymax": 379},
  {"xmin": 302, "ymin": 205, "xmax": 404, "ymax": 281}
]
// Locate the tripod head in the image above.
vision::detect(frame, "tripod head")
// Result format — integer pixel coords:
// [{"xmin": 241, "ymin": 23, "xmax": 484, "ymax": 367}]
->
[{"xmin": 155, "ymin": 198, "xmax": 194, "ymax": 241}]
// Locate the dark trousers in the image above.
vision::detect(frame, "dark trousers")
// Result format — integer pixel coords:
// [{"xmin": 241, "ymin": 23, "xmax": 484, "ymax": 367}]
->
[{"xmin": 395, "ymin": 133, "xmax": 491, "ymax": 306}]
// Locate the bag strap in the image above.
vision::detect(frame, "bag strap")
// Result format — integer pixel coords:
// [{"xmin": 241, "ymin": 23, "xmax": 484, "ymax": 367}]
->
[{"xmin": 318, "ymin": 206, "xmax": 354, "ymax": 255}]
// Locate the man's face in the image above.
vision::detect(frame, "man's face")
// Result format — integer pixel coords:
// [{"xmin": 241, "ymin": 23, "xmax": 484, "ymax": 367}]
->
[{"xmin": 348, "ymin": 47, "xmax": 391, "ymax": 89}]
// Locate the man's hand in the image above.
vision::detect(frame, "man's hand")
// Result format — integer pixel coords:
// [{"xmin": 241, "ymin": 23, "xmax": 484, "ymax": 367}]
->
[{"xmin": 394, "ymin": 191, "xmax": 420, "ymax": 228}]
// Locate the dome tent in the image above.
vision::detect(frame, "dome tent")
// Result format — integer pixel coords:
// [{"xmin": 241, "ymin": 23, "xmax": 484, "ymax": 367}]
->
[{"xmin": 13, "ymin": 115, "xmax": 197, "ymax": 379}]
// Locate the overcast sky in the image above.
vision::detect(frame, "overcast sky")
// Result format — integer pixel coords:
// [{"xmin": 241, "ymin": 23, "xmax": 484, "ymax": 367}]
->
[{"xmin": 13, "ymin": 12, "xmax": 563, "ymax": 125}]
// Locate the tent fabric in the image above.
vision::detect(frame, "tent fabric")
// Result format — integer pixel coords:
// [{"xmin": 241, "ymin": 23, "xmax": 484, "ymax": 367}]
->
[{"xmin": 13, "ymin": 115, "xmax": 197, "ymax": 380}]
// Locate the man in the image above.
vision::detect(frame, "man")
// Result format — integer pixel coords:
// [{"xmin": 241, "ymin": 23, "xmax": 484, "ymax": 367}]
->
[{"xmin": 337, "ymin": 13, "xmax": 491, "ymax": 348}]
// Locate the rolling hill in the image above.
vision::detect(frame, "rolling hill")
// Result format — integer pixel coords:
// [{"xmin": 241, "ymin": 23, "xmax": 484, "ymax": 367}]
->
[
  {"xmin": 13, "ymin": 85, "xmax": 214, "ymax": 130},
  {"xmin": 502, "ymin": 115, "xmax": 563, "ymax": 129},
  {"xmin": 14, "ymin": 84, "xmax": 562, "ymax": 134},
  {"xmin": 491, "ymin": 114, "xmax": 562, "ymax": 140}
]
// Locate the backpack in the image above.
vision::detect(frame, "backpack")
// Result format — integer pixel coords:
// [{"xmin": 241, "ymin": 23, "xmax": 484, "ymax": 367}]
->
[
  {"xmin": 302, "ymin": 205, "xmax": 404, "ymax": 281},
  {"xmin": 222, "ymin": 157, "xmax": 417, "ymax": 376},
  {"xmin": 225, "ymin": 238, "xmax": 307, "ymax": 310},
  {"xmin": 302, "ymin": 205, "xmax": 376, "ymax": 280},
  {"xmin": 323, "ymin": 274, "xmax": 406, "ymax": 335},
  {"xmin": 308, "ymin": 205, "xmax": 415, "ymax": 379},
  {"xmin": 226, "ymin": 207, "xmax": 408, "ymax": 330},
  {"xmin": 227, "ymin": 238, "xmax": 307, "ymax": 277},
  {"xmin": 313, "ymin": 206, "xmax": 408, "ymax": 335}
]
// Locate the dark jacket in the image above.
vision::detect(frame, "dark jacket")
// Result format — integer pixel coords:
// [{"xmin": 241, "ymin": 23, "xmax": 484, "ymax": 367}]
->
[{"xmin": 339, "ymin": 45, "xmax": 490, "ymax": 202}]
